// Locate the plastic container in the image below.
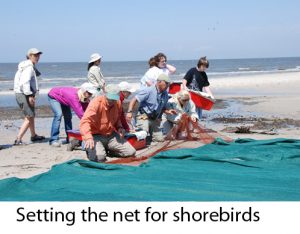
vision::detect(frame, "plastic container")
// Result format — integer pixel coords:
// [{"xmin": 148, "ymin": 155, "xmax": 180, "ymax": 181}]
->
[
  {"xmin": 168, "ymin": 82, "xmax": 215, "ymax": 110},
  {"xmin": 66, "ymin": 130, "xmax": 146, "ymax": 150}
]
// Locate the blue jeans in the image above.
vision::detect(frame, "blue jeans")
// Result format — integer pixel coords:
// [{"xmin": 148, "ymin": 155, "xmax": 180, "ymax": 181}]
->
[
  {"xmin": 48, "ymin": 96, "xmax": 72, "ymax": 144},
  {"xmin": 196, "ymin": 107, "xmax": 203, "ymax": 119}
]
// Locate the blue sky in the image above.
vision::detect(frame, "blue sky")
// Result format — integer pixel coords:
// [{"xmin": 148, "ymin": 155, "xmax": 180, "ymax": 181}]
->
[{"xmin": 1, "ymin": 0, "xmax": 299, "ymax": 62}]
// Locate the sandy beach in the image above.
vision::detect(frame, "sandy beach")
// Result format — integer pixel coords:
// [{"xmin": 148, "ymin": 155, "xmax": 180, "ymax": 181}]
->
[{"xmin": 0, "ymin": 71, "xmax": 300, "ymax": 180}]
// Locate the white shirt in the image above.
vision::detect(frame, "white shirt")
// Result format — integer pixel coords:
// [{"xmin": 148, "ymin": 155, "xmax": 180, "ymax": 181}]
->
[
  {"xmin": 165, "ymin": 96, "xmax": 198, "ymax": 123},
  {"xmin": 14, "ymin": 60, "xmax": 39, "ymax": 96},
  {"xmin": 140, "ymin": 66, "xmax": 170, "ymax": 87}
]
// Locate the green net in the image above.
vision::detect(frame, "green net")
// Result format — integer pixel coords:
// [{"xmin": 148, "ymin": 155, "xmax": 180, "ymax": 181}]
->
[{"xmin": 1, "ymin": 138, "xmax": 300, "ymax": 201}]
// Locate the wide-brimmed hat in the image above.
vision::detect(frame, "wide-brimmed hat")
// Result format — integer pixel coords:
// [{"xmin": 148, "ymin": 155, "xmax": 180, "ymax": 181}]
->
[
  {"xmin": 80, "ymin": 82, "xmax": 97, "ymax": 95},
  {"xmin": 27, "ymin": 48, "xmax": 42, "ymax": 56},
  {"xmin": 118, "ymin": 81, "xmax": 136, "ymax": 93},
  {"xmin": 105, "ymin": 84, "xmax": 120, "ymax": 101},
  {"xmin": 89, "ymin": 53, "xmax": 102, "ymax": 63}
]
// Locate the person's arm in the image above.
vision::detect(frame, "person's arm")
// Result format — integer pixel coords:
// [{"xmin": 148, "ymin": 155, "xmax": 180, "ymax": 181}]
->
[
  {"xmin": 164, "ymin": 101, "xmax": 177, "ymax": 115},
  {"xmin": 126, "ymin": 96, "xmax": 138, "ymax": 121},
  {"xmin": 120, "ymin": 107, "xmax": 130, "ymax": 132},
  {"xmin": 181, "ymin": 79, "xmax": 188, "ymax": 90},
  {"xmin": 189, "ymin": 101, "xmax": 199, "ymax": 122},
  {"xmin": 166, "ymin": 64, "xmax": 176, "ymax": 74},
  {"xmin": 80, "ymin": 99, "xmax": 98, "ymax": 148},
  {"xmin": 203, "ymin": 86, "xmax": 214, "ymax": 99},
  {"xmin": 182, "ymin": 68, "xmax": 193, "ymax": 89},
  {"xmin": 21, "ymin": 67, "xmax": 34, "ymax": 96},
  {"xmin": 145, "ymin": 80, "xmax": 153, "ymax": 86}
]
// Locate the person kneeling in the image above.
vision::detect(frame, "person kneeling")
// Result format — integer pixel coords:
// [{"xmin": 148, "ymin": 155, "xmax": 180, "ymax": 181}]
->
[
  {"xmin": 162, "ymin": 90, "xmax": 198, "ymax": 135},
  {"xmin": 80, "ymin": 84, "xmax": 136, "ymax": 162}
]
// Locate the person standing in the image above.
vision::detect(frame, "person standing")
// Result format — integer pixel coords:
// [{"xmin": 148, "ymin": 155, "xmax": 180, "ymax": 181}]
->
[
  {"xmin": 140, "ymin": 52, "xmax": 176, "ymax": 87},
  {"xmin": 182, "ymin": 56, "xmax": 214, "ymax": 119},
  {"xmin": 48, "ymin": 83, "xmax": 97, "ymax": 147},
  {"xmin": 13, "ymin": 48, "xmax": 45, "ymax": 145},
  {"xmin": 87, "ymin": 53, "xmax": 105, "ymax": 93}
]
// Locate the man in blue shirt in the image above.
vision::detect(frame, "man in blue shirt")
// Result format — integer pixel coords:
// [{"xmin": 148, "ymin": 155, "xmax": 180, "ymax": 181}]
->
[{"xmin": 127, "ymin": 74, "xmax": 176, "ymax": 143}]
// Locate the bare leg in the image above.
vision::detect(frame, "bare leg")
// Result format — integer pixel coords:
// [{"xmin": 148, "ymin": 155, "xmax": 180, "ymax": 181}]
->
[
  {"xmin": 28, "ymin": 117, "xmax": 36, "ymax": 137},
  {"xmin": 16, "ymin": 117, "xmax": 36, "ymax": 141},
  {"xmin": 16, "ymin": 117, "xmax": 30, "ymax": 141}
]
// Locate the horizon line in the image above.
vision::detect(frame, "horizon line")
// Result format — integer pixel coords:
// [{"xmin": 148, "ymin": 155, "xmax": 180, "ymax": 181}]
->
[{"xmin": 0, "ymin": 56, "xmax": 300, "ymax": 64}]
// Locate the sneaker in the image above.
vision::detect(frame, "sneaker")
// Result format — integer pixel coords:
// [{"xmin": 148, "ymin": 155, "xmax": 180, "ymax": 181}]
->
[
  {"xmin": 31, "ymin": 134, "xmax": 45, "ymax": 142},
  {"xmin": 50, "ymin": 141, "xmax": 61, "ymax": 147}
]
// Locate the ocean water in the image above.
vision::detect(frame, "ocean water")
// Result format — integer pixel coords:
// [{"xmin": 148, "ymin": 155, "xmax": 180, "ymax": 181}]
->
[{"xmin": 1, "ymin": 57, "xmax": 300, "ymax": 107}]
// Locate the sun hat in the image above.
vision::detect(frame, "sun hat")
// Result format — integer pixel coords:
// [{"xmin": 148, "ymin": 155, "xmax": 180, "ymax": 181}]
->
[
  {"xmin": 80, "ymin": 82, "xmax": 97, "ymax": 95},
  {"xmin": 105, "ymin": 84, "xmax": 120, "ymax": 101},
  {"xmin": 157, "ymin": 73, "xmax": 170, "ymax": 83},
  {"xmin": 89, "ymin": 53, "xmax": 102, "ymax": 63},
  {"xmin": 27, "ymin": 48, "xmax": 42, "ymax": 56},
  {"xmin": 118, "ymin": 81, "xmax": 136, "ymax": 93}
]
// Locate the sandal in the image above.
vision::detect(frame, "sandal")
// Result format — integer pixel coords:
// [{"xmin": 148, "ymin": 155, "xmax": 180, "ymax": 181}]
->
[
  {"xmin": 13, "ymin": 139, "xmax": 25, "ymax": 146},
  {"xmin": 31, "ymin": 134, "xmax": 45, "ymax": 142}
]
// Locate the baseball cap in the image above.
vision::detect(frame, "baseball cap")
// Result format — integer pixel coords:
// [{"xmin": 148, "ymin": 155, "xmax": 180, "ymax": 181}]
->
[
  {"xmin": 80, "ymin": 82, "xmax": 97, "ymax": 95},
  {"xmin": 118, "ymin": 81, "xmax": 136, "ymax": 93},
  {"xmin": 27, "ymin": 48, "xmax": 42, "ymax": 57},
  {"xmin": 157, "ymin": 73, "xmax": 170, "ymax": 83},
  {"xmin": 89, "ymin": 53, "xmax": 102, "ymax": 63},
  {"xmin": 105, "ymin": 84, "xmax": 120, "ymax": 101}
]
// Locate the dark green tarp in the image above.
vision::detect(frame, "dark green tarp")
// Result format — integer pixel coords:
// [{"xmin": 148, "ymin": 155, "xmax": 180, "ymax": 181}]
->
[{"xmin": 1, "ymin": 138, "xmax": 300, "ymax": 201}]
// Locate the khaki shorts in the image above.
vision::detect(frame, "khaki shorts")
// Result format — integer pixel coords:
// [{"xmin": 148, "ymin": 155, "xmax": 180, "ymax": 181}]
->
[{"xmin": 15, "ymin": 93, "xmax": 35, "ymax": 117}]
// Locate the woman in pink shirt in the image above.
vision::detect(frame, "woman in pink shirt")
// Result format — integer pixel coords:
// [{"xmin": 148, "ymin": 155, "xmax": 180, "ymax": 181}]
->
[{"xmin": 48, "ymin": 83, "xmax": 96, "ymax": 147}]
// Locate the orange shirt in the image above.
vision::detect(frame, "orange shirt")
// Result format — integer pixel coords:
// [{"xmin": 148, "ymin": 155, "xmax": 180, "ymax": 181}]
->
[{"xmin": 80, "ymin": 96, "xmax": 122, "ymax": 140}]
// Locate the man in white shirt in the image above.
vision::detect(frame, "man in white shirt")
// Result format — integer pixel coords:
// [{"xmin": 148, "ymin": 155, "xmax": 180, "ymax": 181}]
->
[{"xmin": 13, "ymin": 48, "xmax": 45, "ymax": 145}]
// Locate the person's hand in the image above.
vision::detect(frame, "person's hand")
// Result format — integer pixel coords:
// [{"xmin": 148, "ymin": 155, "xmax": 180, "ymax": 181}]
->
[
  {"xmin": 84, "ymin": 139, "xmax": 94, "ymax": 150},
  {"xmin": 28, "ymin": 96, "xmax": 35, "ymax": 107},
  {"xmin": 191, "ymin": 117, "xmax": 197, "ymax": 122},
  {"xmin": 126, "ymin": 112, "xmax": 133, "ymax": 122},
  {"xmin": 181, "ymin": 84, "xmax": 187, "ymax": 90},
  {"xmin": 118, "ymin": 128, "xmax": 125, "ymax": 139},
  {"xmin": 166, "ymin": 109, "xmax": 177, "ymax": 115}
]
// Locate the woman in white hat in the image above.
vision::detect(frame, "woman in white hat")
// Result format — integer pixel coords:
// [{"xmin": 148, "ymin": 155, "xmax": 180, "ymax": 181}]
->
[{"xmin": 87, "ymin": 53, "xmax": 105, "ymax": 93}]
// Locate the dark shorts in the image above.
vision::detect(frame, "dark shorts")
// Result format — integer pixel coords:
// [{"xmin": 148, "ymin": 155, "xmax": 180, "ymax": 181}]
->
[{"xmin": 15, "ymin": 93, "xmax": 35, "ymax": 117}]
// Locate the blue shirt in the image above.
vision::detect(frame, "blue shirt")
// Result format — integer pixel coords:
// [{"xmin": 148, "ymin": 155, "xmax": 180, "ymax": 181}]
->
[{"xmin": 136, "ymin": 86, "xmax": 169, "ymax": 117}]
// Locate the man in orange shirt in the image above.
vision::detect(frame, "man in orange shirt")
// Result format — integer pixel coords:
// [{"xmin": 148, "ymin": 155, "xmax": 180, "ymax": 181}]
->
[{"xmin": 80, "ymin": 84, "xmax": 136, "ymax": 162}]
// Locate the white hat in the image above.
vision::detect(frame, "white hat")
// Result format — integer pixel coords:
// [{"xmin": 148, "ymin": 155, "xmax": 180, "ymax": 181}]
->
[
  {"xmin": 27, "ymin": 48, "xmax": 42, "ymax": 56},
  {"xmin": 80, "ymin": 82, "xmax": 97, "ymax": 95},
  {"xmin": 89, "ymin": 53, "xmax": 102, "ymax": 63},
  {"xmin": 118, "ymin": 81, "xmax": 136, "ymax": 93}
]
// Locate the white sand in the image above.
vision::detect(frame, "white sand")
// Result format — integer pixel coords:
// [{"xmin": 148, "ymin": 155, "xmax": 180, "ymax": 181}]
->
[{"xmin": 0, "ymin": 71, "xmax": 300, "ymax": 179}]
